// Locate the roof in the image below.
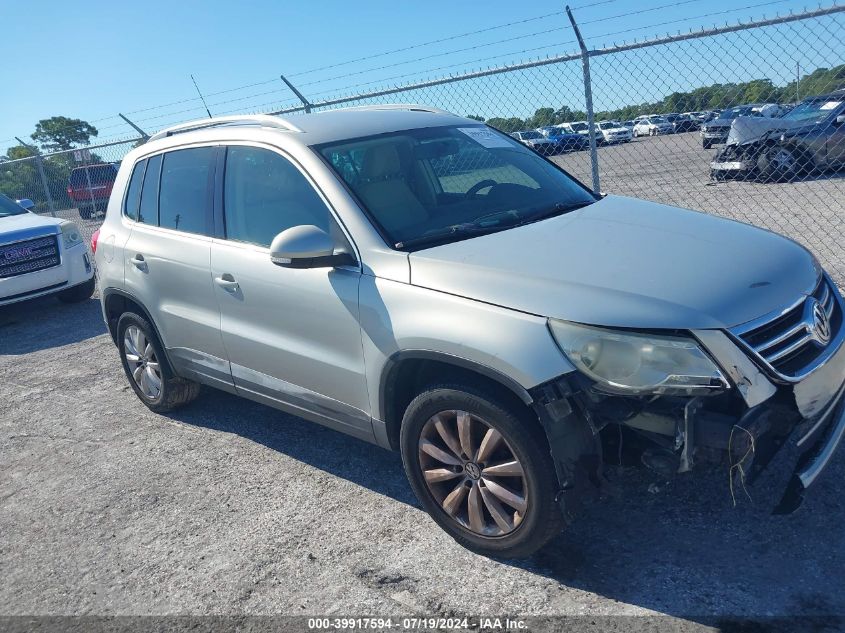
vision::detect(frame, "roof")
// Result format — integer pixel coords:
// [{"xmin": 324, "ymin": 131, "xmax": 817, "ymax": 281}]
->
[{"xmin": 147, "ymin": 105, "xmax": 474, "ymax": 147}]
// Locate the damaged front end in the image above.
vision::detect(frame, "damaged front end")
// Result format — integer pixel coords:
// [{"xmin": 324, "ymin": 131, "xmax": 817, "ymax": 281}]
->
[
  {"xmin": 710, "ymin": 140, "xmax": 765, "ymax": 180},
  {"xmin": 531, "ymin": 276, "xmax": 845, "ymax": 519}
]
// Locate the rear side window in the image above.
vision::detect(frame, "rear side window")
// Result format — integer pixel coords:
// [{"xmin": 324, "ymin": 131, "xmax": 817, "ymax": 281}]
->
[
  {"xmin": 223, "ymin": 146, "xmax": 331, "ymax": 247},
  {"xmin": 158, "ymin": 148, "xmax": 215, "ymax": 235},
  {"xmin": 138, "ymin": 154, "xmax": 162, "ymax": 226},
  {"xmin": 123, "ymin": 160, "xmax": 146, "ymax": 221}
]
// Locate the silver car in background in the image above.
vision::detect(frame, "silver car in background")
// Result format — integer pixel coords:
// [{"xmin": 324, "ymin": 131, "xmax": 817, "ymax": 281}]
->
[{"xmin": 96, "ymin": 106, "xmax": 845, "ymax": 558}]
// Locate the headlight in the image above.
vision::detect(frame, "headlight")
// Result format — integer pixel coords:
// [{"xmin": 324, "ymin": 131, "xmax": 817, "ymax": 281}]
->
[
  {"xmin": 549, "ymin": 320, "xmax": 728, "ymax": 396},
  {"xmin": 61, "ymin": 222, "xmax": 84, "ymax": 249}
]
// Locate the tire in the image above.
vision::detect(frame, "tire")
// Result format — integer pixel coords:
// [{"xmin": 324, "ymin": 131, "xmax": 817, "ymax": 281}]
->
[
  {"xmin": 116, "ymin": 312, "xmax": 200, "ymax": 413},
  {"xmin": 57, "ymin": 277, "xmax": 95, "ymax": 303},
  {"xmin": 756, "ymin": 144, "xmax": 806, "ymax": 183},
  {"xmin": 702, "ymin": 139, "xmax": 713, "ymax": 150},
  {"xmin": 399, "ymin": 384, "xmax": 565, "ymax": 559},
  {"xmin": 79, "ymin": 206, "xmax": 92, "ymax": 220}
]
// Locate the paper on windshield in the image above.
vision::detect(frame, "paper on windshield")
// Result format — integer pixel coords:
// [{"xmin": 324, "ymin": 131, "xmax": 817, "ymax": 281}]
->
[
  {"xmin": 820, "ymin": 101, "xmax": 842, "ymax": 111},
  {"xmin": 458, "ymin": 127, "xmax": 513, "ymax": 148}
]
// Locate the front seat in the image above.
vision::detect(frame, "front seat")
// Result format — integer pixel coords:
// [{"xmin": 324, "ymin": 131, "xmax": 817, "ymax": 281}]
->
[{"xmin": 356, "ymin": 144, "xmax": 429, "ymax": 239}]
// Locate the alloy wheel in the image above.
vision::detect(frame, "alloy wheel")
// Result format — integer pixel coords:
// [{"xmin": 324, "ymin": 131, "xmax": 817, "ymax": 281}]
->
[
  {"xmin": 771, "ymin": 148, "xmax": 795, "ymax": 171},
  {"xmin": 418, "ymin": 410, "xmax": 528, "ymax": 536},
  {"xmin": 123, "ymin": 325, "xmax": 162, "ymax": 400}
]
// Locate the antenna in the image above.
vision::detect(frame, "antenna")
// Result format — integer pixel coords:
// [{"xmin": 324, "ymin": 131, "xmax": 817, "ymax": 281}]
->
[{"xmin": 190, "ymin": 74, "xmax": 213, "ymax": 118}]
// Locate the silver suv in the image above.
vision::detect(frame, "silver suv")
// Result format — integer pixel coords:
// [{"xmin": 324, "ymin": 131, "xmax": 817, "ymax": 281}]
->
[{"xmin": 97, "ymin": 106, "xmax": 845, "ymax": 558}]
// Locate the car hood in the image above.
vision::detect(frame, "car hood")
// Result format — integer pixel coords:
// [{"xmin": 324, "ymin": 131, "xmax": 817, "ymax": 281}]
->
[
  {"xmin": 726, "ymin": 116, "xmax": 807, "ymax": 145},
  {"xmin": 408, "ymin": 195, "xmax": 819, "ymax": 330},
  {"xmin": 0, "ymin": 212, "xmax": 62, "ymax": 243}
]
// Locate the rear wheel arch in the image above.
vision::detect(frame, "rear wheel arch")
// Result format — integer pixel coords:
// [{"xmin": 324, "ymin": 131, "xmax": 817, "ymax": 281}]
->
[
  {"xmin": 379, "ymin": 351, "xmax": 536, "ymax": 451},
  {"xmin": 102, "ymin": 288, "xmax": 175, "ymax": 375}
]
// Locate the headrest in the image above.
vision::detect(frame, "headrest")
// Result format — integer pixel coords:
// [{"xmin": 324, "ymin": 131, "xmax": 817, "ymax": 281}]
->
[{"xmin": 360, "ymin": 144, "xmax": 402, "ymax": 180}]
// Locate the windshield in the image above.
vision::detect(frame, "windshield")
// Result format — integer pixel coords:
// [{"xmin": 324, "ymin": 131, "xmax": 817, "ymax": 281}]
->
[
  {"xmin": 518, "ymin": 131, "xmax": 542, "ymax": 140},
  {"xmin": 569, "ymin": 122, "xmax": 588, "ymax": 131},
  {"xmin": 317, "ymin": 125, "xmax": 596, "ymax": 249},
  {"xmin": 0, "ymin": 194, "xmax": 28, "ymax": 218},
  {"xmin": 650, "ymin": 117, "xmax": 668, "ymax": 124},
  {"xmin": 598, "ymin": 122, "xmax": 617, "ymax": 129},
  {"xmin": 782, "ymin": 98, "xmax": 843, "ymax": 124}
]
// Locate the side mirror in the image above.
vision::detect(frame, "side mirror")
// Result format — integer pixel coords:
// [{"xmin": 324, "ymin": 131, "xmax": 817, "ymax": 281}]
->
[
  {"xmin": 270, "ymin": 225, "xmax": 355, "ymax": 269},
  {"xmin": 836, "ymin": 114, "xmax": 845, "ymax": 125},
  {"xmin": 17, "ymin": 198, "xmax": 35, "ymax": 211}
]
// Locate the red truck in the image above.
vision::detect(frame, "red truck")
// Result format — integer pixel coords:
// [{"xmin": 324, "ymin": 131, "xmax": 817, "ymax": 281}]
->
[{"xmin": 67, "ymin": 164, "xmax": 118, "ymax": 219}]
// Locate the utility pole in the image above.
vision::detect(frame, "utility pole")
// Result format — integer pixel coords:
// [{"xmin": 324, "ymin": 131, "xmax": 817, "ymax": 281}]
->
[{"xmin": 795, "ymin": 61, "xmax": 800, "ymax": 102}]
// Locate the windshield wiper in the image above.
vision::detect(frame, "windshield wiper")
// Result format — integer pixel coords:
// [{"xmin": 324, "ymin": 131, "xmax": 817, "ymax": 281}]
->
[
  {"xmin": 395, "ymin": 223, "xmax": 507, "ymax": 250},
  {"xmin": 514, "ymin": 200, "xmax": 594, "ymax": 226}
]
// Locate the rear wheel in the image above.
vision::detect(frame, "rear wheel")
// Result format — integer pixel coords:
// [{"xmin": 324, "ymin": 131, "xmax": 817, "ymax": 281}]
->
[
  {"xmin": 702, "ymin": 139, "xmax": 713, "ymax": 150},
  {"xmin": 117, "ymin": 312, "xmax": 200, "ymax": 413},
  {"xmin": 400, "ymin": 385, "xmax": 565, "ymax": 558},
  {"xmin": 78, "ymin": 206, "xmax": 92, "ymax": 220}
]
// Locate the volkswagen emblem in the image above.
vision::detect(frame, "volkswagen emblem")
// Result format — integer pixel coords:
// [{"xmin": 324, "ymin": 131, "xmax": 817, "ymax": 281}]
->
[
  {"xmin": 808, "ymin": 298, "xmax": 832, "ymax": 346},
  {"xmin": 464, "ymin": 462, "xmax": 482, "ymax": 481}
]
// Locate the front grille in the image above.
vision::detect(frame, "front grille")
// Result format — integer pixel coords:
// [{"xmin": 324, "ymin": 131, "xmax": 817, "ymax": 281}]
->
[
  {"xmin": 0, "ymin": 235, "xmax": 60, "ymax": 279},
  {"xmin": 732, "ymin": 278, "xmax": 842, "ymax": 379}
]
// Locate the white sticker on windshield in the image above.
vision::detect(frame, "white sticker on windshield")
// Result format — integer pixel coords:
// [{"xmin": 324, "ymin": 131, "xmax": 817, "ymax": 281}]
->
[
  {"xmin": 820, "ymin": 101, "xmax": 842, "ymax": 110},
  {"xmin": 458, "ymin": 127, "xmax": 513, "ymax": 148}
]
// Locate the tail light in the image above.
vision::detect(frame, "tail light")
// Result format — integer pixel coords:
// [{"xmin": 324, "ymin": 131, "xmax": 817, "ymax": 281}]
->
[
  {"xmin": 67, "ymin": 186, "xmax": 73, "ymax": 196},
  {"xmin": 91, "ymin": 228, "xmax": 100, "ymax": 254}
]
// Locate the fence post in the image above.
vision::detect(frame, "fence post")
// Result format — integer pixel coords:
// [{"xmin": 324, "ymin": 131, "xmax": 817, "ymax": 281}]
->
[
  {"xmin": 566, "ymin": 6, "xmax": 600, "ymax": 194},
  {"xmin": 16, "ymin": 136, "xmax": 56, "ymax": 217},
  {"xmin": 280, "ymin": 75, "xmax": 313, "ymax": 113}
]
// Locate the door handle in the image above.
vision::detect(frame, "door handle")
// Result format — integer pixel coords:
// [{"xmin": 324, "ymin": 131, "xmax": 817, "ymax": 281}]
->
[
  {"xmin": 130, "ymin": 254, "xmax": 147, "ymax": 271},
  {"xmin": 214, "ymin": 274, "xmax": 240, "ymax": 292}
]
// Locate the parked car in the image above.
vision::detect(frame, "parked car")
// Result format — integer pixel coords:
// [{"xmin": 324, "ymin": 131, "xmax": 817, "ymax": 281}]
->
[
  {"xmin": 595, "ymin": 120, "xmax": 633, "ymax": 143},
  {"xmin": 710, "ymin": 90, "xmax": 845, "ymax": 181},
  {"xmin": 632, "ymin": 117, "xmax": 673, "ymax": 136},
  {"xmin": 510, "ymin": 130, "xmax": 557, "ymax": 155},
  {"xmin": 0, "ymin": 192, "xmax": 95, "ymax": 306},
  {"xmin": 97, "ymin": 107, "xmax": 845, "ymax": 559},
  {"xmin": 67, "ymin": 163, "xmax": 119, "ymax": 219},
  {"xmin": 537, "ymin": 126, "xmax": 589, "ymax": 152},
  {"xmin": 559, "ymin": 121, "xmax": 590, "ymax": 138},
  {"xmin": 620, "ymin": 120, "xmax": 635, "ymax": 131},
  {"xmin": 699, "ymin": 104, "xmax": 781, "ymax": 149},
  {"xmin": 665, "ymin": 113, "xmax": 699, "ymax": 133}
]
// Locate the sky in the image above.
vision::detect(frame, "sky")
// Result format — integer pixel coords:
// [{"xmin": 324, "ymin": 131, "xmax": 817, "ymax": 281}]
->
[{"xmin": 0, "ymin": 0, "xmax": 837, "ymax": 155}]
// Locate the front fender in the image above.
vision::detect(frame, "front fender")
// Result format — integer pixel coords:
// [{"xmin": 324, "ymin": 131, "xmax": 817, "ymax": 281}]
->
[{"xmin": 359, "ymin": 276, "xmax": 575, "ymax": 423}]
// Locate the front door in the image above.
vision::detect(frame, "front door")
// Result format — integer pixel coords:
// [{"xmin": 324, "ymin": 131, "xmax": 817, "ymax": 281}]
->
[{"xmin": 210, "ymin": 144, "xmax": 371, "ymax": 439}]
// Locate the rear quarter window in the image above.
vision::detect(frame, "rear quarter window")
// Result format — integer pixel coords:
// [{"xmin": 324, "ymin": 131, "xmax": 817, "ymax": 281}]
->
[{"xmin": 123, "ymin": 160, "xmax": 147, "ymax": 221}]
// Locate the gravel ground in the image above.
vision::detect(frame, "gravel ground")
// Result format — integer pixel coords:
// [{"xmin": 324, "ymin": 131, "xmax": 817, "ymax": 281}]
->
[{"xmin": 1, "ymin": 294, "xmax": 844, "ymax": 630}]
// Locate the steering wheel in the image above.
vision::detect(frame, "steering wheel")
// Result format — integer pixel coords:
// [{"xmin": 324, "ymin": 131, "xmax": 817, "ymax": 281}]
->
[{"xmin": 465, "ymin": 179, "xmax": 498, "ymax": 198}]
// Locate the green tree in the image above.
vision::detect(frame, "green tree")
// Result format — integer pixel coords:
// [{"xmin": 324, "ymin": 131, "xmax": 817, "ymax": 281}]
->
[
  {"xmin": 465, "ymin": 114, "xmax": 485, "ymax": 121},
  {"xmin": 31, "ymin": 116, "xmax": 98, "ymax": 152}
]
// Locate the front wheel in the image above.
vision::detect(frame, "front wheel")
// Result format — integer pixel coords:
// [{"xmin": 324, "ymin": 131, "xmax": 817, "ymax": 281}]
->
[
  {"xmin": 78, "ymin": 206, "xmax": 93, "ymax": 220},
  {"xmin": 702, "ymin": 139, "xmax": 713, "ymax": 150},
  {"xmin": 756, "ymin": 145, "xmax": 806, "ymax": 182},
  {"xmin": 57, "ymin": 277, "xmax": 95, "ymax": 303},
  {"xmin": 400, "ymin": 385, "xmax": 565, "ymax": 559}
]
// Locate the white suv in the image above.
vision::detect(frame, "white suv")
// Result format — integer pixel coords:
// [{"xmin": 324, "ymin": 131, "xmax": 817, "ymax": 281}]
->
[{"xmin": 0, "ymin": 194, "xmax": 95, "ymax": 306}]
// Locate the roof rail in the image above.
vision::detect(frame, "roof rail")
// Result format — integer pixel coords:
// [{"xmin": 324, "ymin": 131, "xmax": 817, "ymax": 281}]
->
[
  {"xmin": 328, "ymin": 103, "xmax": 453, "ymax": 115},
  {"xmin": 147, "ymin": 114, "xmax": 302, "ymax": 142}
]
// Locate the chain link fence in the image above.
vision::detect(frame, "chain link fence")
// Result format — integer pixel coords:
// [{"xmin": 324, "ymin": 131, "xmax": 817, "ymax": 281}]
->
[{"xmin": 2, "ymin": 5, "xmax": 844, "ymax": 282}]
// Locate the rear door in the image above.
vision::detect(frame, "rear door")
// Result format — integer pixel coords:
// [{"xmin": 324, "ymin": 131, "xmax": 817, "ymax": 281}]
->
[{"xmin": 122, "ymin": 145, "xmax": 233, "ymax": 391}]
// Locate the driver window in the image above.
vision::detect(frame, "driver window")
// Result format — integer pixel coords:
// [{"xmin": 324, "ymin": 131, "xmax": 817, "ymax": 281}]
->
[
  {"xmin": 223, "ymin": 146, "xmax": 333, "ymax": 247},
  {"xmin": 426, "ymin": 137, "xmax": 540, "ymax": 195}
]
